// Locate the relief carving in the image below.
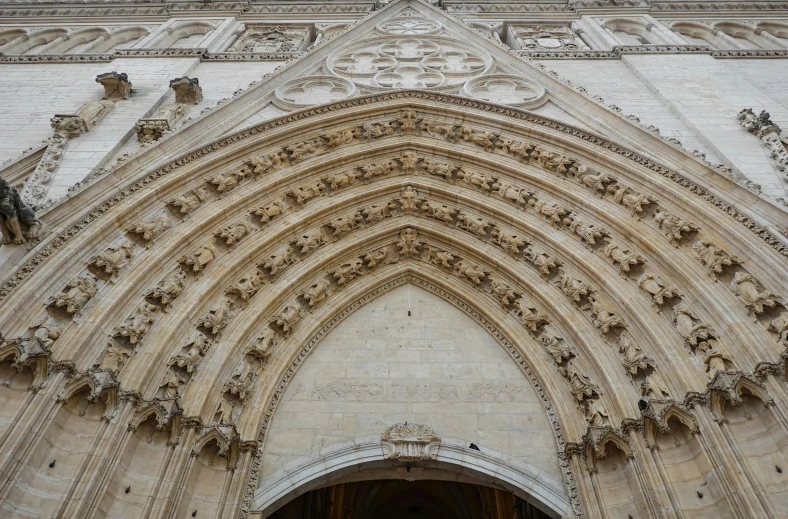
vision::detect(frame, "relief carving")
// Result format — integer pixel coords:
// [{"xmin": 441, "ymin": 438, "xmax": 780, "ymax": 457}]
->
[
  {"xmin": 29, "ymin": 313, "xmax": 61, "ymax": 348},
  {"xmin": 456, "ymin": 212, "xmax": 490, "ymax": 239},
  {"xmin": 126, "ymin": 213, "xmax": 172, "ymax": 246},
  {"xmin": 295, "ymin": 229, "xmax": 327, "ymax": 255},
  {"xmin": 197, "ymin": 299, "xmax": 234, "ymax": 336},
  {"xmin": 47, "ymin": 274, "xmax": 98, "ymax": 316},
  {"xmin": 641, "ymin": 371, "xmax": 670, "ymax": 400},
  {"xmin": 582, "ymin": 399, "xmax": 609, "ymax": 427},
  {"xmin": 89, "ymin": 239, "xmax": 135, "ymax": 280},
  {"xmin": 564, "ymin": 213, "xmax": 609, "ymax": 248},
  {"xmin": 654, "ymin": 209, "xmax": 698, "ymax": 247},
  {"xmin": 112, "ymin": 302, "xmax": 158, "ymax": 345},
  {"xmin": 529, "ymin": 198, "xmax": 567, "ymax": 227},
  {"xmin": 262, "ymin": 245, "xmax": 295, "ymax": 276},
  {"xmin": 769, "ymin": 313, "xmax": 788, "ymax": 346},
  {"xmin": 427, "ymin": 247, "xmax": 455, "ymax": 270},
  {"xmin": 0, "ymin": 178, "xmax": 44, "ymax": 245},
  {"xmin": 637, "ymin": 273, "xmax": 679, "ymax": 310},
  {"xmin": 729, "ymin": 272, "xmax": 782, "ymax": 318},
  {"xmin": 360, "ymin": 161, "xmax": 396, "ymax": 182},
  {"xmin": 381, "ymin": 423, "xmax": 440, "ymax": 462},
  {"xmin": 603, "ymin": 238, "xmax": 645, "ymax": 277},
  {"xmin": 421, "ymin": 201, "xmax": 456, "ymax": 224},
  {"xmin": 607, "ymin": 184, "xmax": 656, "ymax": 218},
  {"xmin": 179, "ymin": 242, "xmax": 218, "ymax": 275},
  {"xmin": 539, "ymin": 324, "xmax": 575, "ymax": 364},
  {"xmin": 453, "ymin": 260, "xmax": 488, "ymax": 286},
  {"xmin": 300, "ymin": 278, "xmax": 332, "ymax": 309},
  {"xmin": 326, "ymin": 212, "xmax": 363, "ymax": 239},
  {"xmin": 523, "ymin": 245, "xmax": 560, "ymax": 278},
  {"xmin": 245, "ymin": 148, "xmax": 288, "ymax": 176},
  {"xmin": 399, "ymin": 185, "xmax": 419, "ymax": 215},
  {"xmin": 331, "ymin": 258, "xmax": 365, "ymax": 285},
  {"xmin": 274, "ymin": 305, "xmax": 304, "ymax": 336},
  {"xmin": 491, "ymin": 227, "xmax": 527, "ymax": 256},
  {"xmin": 323, "ymin": 170, "xmax": 361, "ymax": 192},
  {"xmin": 362, "ymin": 202, "xmax": 397, "ymax": 223},
  {"xmin": 586, "ymin": 296, "xmax": 626, "ymax": 334},
  {"xmin": 617, "ymin": 330, "xmax": 653, "ymax": 375},
  {"xmin": 226, "ymin": 270, "xmax": 265, "ymax": 306},
  {"xmin": 144, "ymin": 269, "xmax": 186, "ymax": 311},
  {"xmin": 170, "ymin": 332, "xmax": 212, "ymax": 374},
  {"xmin": 287, "ymin": 181, "xmax": 325, "ymax": 206},
  {"xmin": 562, "ymin": 361, "xmax": 599, "ymax": 401},
  {"xmin": 252, "ymin": 198, "xmax": 289, "ymax": 224},
  {"xmin": 556, "ymin": 267, "xmax": 591, "ymax": 306},
  {"xmin": 492, "ymin": 181, "xmax": 532, "ymax": 207},
  {"xmin": 208, "ymin": 171, "xmax": 247, "ymax": 194},
  {"xmin": 168, "ymin": 186, "xmax": 209, "ymax": 216},
  {"xmin": 364, "ymin": 247, "xmax": 394, "ymax": 269},
  {"xmin": 690, "ymin": 239, "xmax": 741, "ymax": 278},
  {"xmin": 456, "ymin": 169, "xmax": 494, "ymax": 193},
  {"xmin": 511, "ymin": 297, "xmax": 550, "ymax": 332},
  {"xmin": 673, "ymin": 303, "xmax": 718, "ymax": 351},
  {"xmin": 397, "ymin": 228, "xmax": 421, "ymax": 256},
  {"xmin": 488, "ymin": 277, "xmax": 518, "ymax": 309},
  {"xmin": 215, "ymin": 221, "xmax": 251, "ymax": 248}
]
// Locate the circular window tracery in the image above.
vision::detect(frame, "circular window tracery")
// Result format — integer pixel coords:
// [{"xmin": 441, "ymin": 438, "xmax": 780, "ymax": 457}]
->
[
  {"xmin": 460, "ymin": 75, "xmax": 548, "ymax": 109},
  {"xmin": 374, "ymin": 65, "xmax": 444, "ymax": 89},
  {"xmin": 377, "ymin": 17, "xmax": 441, "ymax": 35},
  {"xmin": 331, "ymin": 51, "xmax": 397, "ymax": 76},
  {"xmin": 422, "ymin": 51, "xmax": 486, "ymax": 75},
  {"xmin": 379, "ymin": 39, "xmax": 441, "ymax": 59},
  {"xmin": 274, "ymin": 76, "xmax": 356, "ymax": 110}
]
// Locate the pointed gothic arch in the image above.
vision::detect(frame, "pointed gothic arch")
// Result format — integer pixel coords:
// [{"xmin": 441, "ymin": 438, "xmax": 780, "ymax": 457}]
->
[{"xmin": 0, "ymin": 82, "xmax": 786, "ymax": 518}]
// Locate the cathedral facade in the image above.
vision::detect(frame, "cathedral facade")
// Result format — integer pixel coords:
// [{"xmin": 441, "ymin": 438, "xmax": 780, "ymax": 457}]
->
[{"xmin": 0, "ymin": 0, "xmax": 787, "ymax": 517}]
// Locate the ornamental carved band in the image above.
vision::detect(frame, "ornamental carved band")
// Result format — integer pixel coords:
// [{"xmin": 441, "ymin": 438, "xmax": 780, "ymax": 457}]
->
[{"xmin": 381, "ymin": 423, "xmax": 441, "ymax": 462}]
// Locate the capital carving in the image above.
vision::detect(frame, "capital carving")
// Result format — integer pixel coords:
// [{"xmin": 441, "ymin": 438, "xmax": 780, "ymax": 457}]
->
[{"xmin": 381, "ymin": 423, "xmax": 440, "ymax": 462}]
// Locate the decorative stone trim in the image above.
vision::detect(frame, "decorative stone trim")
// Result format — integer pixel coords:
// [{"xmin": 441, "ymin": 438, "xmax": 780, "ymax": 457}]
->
[
  {"xmin": 1, "ymin": 91, "xmax": 784, "ymax": 304},
  {"xmin": 114, "ymin": 48, "xmax": 207, "ymax": 58},
  {"xmin": 0, "ymin": 53, "xmax": 114, "ymax": 63},
  {"xmin": 0, "ymin": 50, "xmax": 304, "ymax": 64},
  {"xmin": 712, "ymin": 49, "xmax": 788, "ymax": 58},
  {"xmin": 202, "ymin": 51, "xmax": 302, "ymax": 61},
  {"xmin": 517, "ymin": 45, "xmax": 719, "ymax": 60}
]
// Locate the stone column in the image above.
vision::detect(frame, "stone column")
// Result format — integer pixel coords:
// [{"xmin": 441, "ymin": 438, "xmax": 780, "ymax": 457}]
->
[
  {"xmin": 146, "ymin": 422, "xmax": 200, "ymax": 519},
  {"xmin": 628, "ymin": 430, "xmax": 676, "ymax": 518},
  {"xmin": 219, "ymin": 444, "xmax": 256, "ymax": 519},
  {"xmin": 754, "ymin": 27, "xmax": 788, "ymax": 49},
  {"xmin": 712, "ymin": 28, "xmax": 748, "ymax": 49}
]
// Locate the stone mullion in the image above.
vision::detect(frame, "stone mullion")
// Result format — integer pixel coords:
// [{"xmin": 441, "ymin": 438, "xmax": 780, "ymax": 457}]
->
[
  {"xmin": 585, "ymin": 462, "xmax": 610, "ymax": 519},
  {"xmin": 147, "ymin": 425, "xmax": 199, "ymax": 519},
  {"xmin": 215, "ymin": 459, "xmax": 238, "ymax": 518},
  {"xmin": 629, "ymin": 431, "xmax": 677, "ymax": 519},
  {"xmin": 0, "ymin": 371, "xmax": 66, "ymax": 499},
  {"xmin": 693, "ymin": 406, "xmax": 770, "ymax": 517},
  {"xmin": 647, "ymin": 445, "xmax": 686, "ymax": 519},
  {"xmin": 74, "ymin": 401, "xmax": 138, "ymax": 519},
  {"xmin": 219, "ymin": 447, "xmax": 254, "ymax": 519},
  {"xmin": 760, "ymin": 378, "xmax": 788, "ymax": 440},
  {"xmin": 141, "ymin": 437, "xmax": 178, "ymax": 518},
  {"xmin": 52, "ymin": 404, "xmax": 114, "ymax": 518}
]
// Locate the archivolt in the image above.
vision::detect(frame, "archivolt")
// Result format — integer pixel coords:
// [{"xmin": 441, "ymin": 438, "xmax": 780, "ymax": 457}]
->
[{"xmin": 1, "ymin": 92, "xmax": 787, "ymax": 519}]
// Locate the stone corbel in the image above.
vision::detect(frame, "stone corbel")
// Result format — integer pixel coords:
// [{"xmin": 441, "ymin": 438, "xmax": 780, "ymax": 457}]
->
[
  {"xmin": 135, "ymin": 77, "xmax": 201, "ymax": 145},
  {"xmin": 20, "ymin": 72, "xmax": 131, "ymax": 208},
  {"xmin": 737, "ymin": 108, "xmax": 788, "ymax": 180},
  {"xmin": 381, "ymin": 422, "xmax": 440, "ymax": 463}
]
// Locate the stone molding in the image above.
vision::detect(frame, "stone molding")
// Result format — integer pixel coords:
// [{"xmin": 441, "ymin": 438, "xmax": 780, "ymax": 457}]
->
[
  {"xmin": 251, "ymin": 434, "xmax": 570, "ymax": 517},
  {"xmin": 0, "ymin": 49, "xmax": 304, "ymax": 63},
  {"xmin": 2, "ymin": 91, "xmax": 782, "ymax": 303}
]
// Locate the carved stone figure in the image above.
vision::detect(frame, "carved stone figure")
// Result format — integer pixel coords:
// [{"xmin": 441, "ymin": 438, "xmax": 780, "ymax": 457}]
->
[
  {"xmin": 364, "ymin": 248, "xmax": 392, "ymax": 269},
  {"xmin": 642, "ymin": 371, "xmax": 670, "ymax": 400},
  {"xmin": 492, "ymin": 181, "xmax": 532, "ymax": 207},
  {"xmin": 570, "ymin": 167, "xmax": 611, "ymax": 195},
  {"xmin": 48, "ymin": 274, "xmax": 98, "ymax": 316},
  {"xmin": 587, "ymin": 296, "xmax": 625, "ymax": 333},
  {"xmin": 288, "ymin": 181, "xmax": 325, "ymax": 206},
  {"xmin": 617, "ymin": 330, "xmax": 651, "ymax": 375},
  {"xmin": 144, "ymin": 269, "xmax": 186, "ymax": 310},
  {"xmin": 224, "ymin": 358, "xmax": 258, "ymax": 402},
  {"xmin": 171, "ymin": 333, "xmax": 212, "ymax": 374},
  {"xmin": 295, "ymin": 229, "xmax": 327, "ymax": 254},
  {"xmin": 603, "ymin": 238, "xmax": 645, "ymax": 277},
  {"xmin": 690, "ymin": 239, "xmax": 740, "ymax": 278},
  {"xmin": 287, "ymin": 139, "xmax": 322, "ymax": 163},
  {"xmin": 135, "ymin": 119, "xmax": 171, "ymax": 145},
  {"xmin": 216, "ymin": 396, "xmax": 235, "ymax": 425},
  {"xmin": 491, "ymin": 227, "xmax": 526, "ymax": 256},
  {"xmin": 363, "ymin": 121, "xmax": 396, "ymax": 139},
  {"xmin": 208, "ymin": 171, "xmax": 246, "ymax": 193},
  {"xmin": 160, "ymin": 368, "xmax": 180, "ymax": 399},
  {"xmin": 90, "ymin": 240, "xmax": 135, "ymax": 279},
  {"xmin": 421, "ymin": 201, "xmax": 456, "ymax": 224},
  {"xmin": 301, "ymin": 278, "xmax": 331, "ymax": 308},
  {"xmin": 231, "ymin": 25, "xmax": 309, "ymax": 53},
  {"xmin": 399, "ymin": 186, "xmax": 419, "ymax": 215},
  {"xmin": 397, "ymin": 110, "xmax": 418, "ymax": 133},
  {"xmin": 332, "ymin": 258, "xmax": 365, "ymax": 285},
  {"xmin": 428, "ymin": 248, "xmax": 455, "ymax": 270},
  {"xmin": 673, "ymin": 303, "xmax": 717, "ymax": 350},
  {"xmin": 226, "ymin": 270, "xmax": 265, "ymax": 304},
  {"xmin": 556, "ymin": 268, "xmax": 590, "ymax": 305},
  {"xmin": 323, "ymin": 128, "xmax": 357, "ymax": 148},
  {"xmin": 456, "ymin": 169, "xmax": 494, "ymax": 192},
  {"xmin": 326, "ymin": 212, "xmax": 363, "ymax": 239},
  {"xmin": 769, "ymin": 313, "xmax": 788, "ymax": 346},
  {"xmin": 262, "ymin": 245, "xmax": 295, "ymax": 276},
  {"xmin": 488, "ymin": 277, "xmax": 518, "ymax": 309},
  {"xmin": 168, "ymin": 187, "xmax": 209, "ymax": 215},
  {"xmin": 564, "ymin": 361, "xmax": 598, "ymax": 401},
  {"xmin": 607, "ymin": 184, "xmax": 656, "ymax": 218},
  {"xmin": 246, "ymin": 148, "xmax": 287, "ymax": 176},
  {"xmin": 453, "ymin": 260, "xmax": 488, "ymax": 286},
  {"xmin": 654, "ymin": 210, "xmax": 698, "ymax": 247},
  {"xmin": 399, "ymin": 151, "xmax": 418, "ymax": 173},
  {"xmin": 126, "ymin": 213, "xmax": 171, "ymax": 245},
  {"xmin": 363, "ymin": 202, "xmax": 397, "ymax": 223},
  {"xmin": 702, "ymin": 343, "xmax": 731, "ymax": 379},
  {"xmin": 458, "ymin": 126, "xmax": 496, "ymax": 151},
  {"xmin": 275, "ymin": 305, "xmax": 304, "ymax": 336},
  {"xmin": 179, "ymin": 242, "xmax": 218, "ymax": 274},
  {"xmin": 511, "ymin": 298, "xmax": 550, "ymax": 332},
  {"xmin": 323, "ymin": 170, "xmax": 361, "ymax": 192},
  {"xmin": 253, "ymin": 198, "xmax": 288, "ymax": 223},
  {"xmin": 421, "ymin": 160, "xmax": 455, "ymax": 180},
  {"xmin": 583, "ymin": 399, "xmax": 609, "ymax": 427},
  {"xmin": 197, "ymin": 299, "xmax": 234, "ymax": 336},
  {"xmin": 420, "ymin": 120, "xmax": 455, "ymax": 139},
  {"xmin": 361, "ymin": 161, "xmax": 395, "ymax": 181},
  {"xmin": 0, "ymin": 178, "xmax": 44, "ymax": 245},
  {"xmin": 565, "ymin": 215, "xmax": 608, "ymax": 248},
  {"xmin": 29, "ymin": 313, "xmax": 61, "ymax": 348},
  {"xmin": 113, "ymin": 302, "xmax": 158, "ymax": 344},
  {"xmin": 539, "ymin": 324, "xmax": 574, "ymax": 363},
  {"xmin": 523, "ymin": 245, "xmax": 560, "ymax": 278},
  {"xmin": 99, "ymin": 342, "xmax": 131, "ymax": 372},
  {"xmin": 215, "ymin": 221, "xmax": 251, "ymax": 248},
  {"xmin": 254, "ymin": 327, "xmax": 279, "ymax": 359},
  {"xmin": 455, "ymin": 212, "xmax": 489, "ymax": 239},
  {"xmin": 637, "ymin": 273, "xmax": 679, "ymax": 310},
  {"xmin": 529, "ymin": 198, "xmax": 567, "ymax": 227},
  {"xmin": 397, "ymin": 228, "xmax": 421, "ymax": 256},
  {"xmin": 729, "ymin": 272, "xmax": 781, "ymax": 318}
]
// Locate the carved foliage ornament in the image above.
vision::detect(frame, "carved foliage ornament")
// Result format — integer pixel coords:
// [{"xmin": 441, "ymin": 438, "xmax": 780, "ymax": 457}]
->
[{"xmin": 381, "ymin": 422, "xmax": 440, "ymax": 462}]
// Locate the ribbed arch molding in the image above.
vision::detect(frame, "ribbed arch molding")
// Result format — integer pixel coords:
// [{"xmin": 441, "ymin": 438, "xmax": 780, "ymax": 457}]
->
[{"xmin": 1, "ymin": 92, "xmax": 787, "ymax": 519}]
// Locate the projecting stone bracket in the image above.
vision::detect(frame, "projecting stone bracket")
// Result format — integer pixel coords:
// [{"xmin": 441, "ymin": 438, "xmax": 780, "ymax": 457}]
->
[
  {"xmin": 738, "ymin": 108, "xmax": 788, "ymax": 182},
  {"xmin": 135, "ymin": 77, "xmax": 202, "ymax": 145},
  {"xmin": 380, "ymin": 422, "xmax": 441, "ymax": 463}
]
